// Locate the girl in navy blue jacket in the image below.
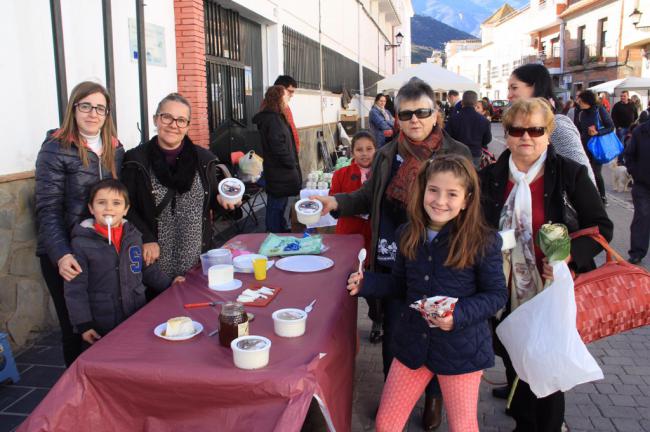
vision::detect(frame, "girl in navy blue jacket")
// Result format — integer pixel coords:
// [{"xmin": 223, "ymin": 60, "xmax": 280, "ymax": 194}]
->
[{"xmin": 348, "ymin": 154, "xmax": 507, "ymax": 432}]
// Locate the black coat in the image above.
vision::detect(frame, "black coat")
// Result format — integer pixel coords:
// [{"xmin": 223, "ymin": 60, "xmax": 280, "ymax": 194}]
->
[
  {"xmin": 625, "ymin": 120, "xmax": 650, "ymax": 188},
  {"xmin": 252, "ymin": 110, "xmax": 302, "ymax": 197},
  {"xmin": 64, "ymin": 220, "xmax": 171, "ymax": 334},
  {"xmin": 121, "ymin": 136, "xmax": 229, "ymax": 252},
  {"xmin": 611, "ymin": 101, "xmax": 638, "ymax": 129},
  {"xmin": 35, "ymin": 132, "xmax": 125, "ymax": 263},
  {"xmin": 479, "ymin": 146, "xmax": 613, "ymax": 272},
  {"xmin": 361, "ymin": 226, "xmax": 507, "ymax": 375},
  {"xmin": 445, "ymin": 106, "xmax": 492, "ymax": 157}
]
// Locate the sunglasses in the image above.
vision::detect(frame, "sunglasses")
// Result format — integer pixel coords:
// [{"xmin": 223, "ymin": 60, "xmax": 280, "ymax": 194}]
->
[
  {"xmin": 397, "ymin": 108, "xmax": 434, "ymax": 121},
  {"xmin": 507, "ymin": 126, "xmax": 546, "ymax": 138}
]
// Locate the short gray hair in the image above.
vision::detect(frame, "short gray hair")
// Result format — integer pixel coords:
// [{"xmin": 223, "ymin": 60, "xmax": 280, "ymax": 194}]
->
[{"xmin": 394, "ymin": 77, "xmax": 436, "ymax": 113}]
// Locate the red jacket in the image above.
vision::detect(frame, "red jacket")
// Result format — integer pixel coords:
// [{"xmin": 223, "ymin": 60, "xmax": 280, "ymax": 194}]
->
[{"xmin": 329, "ymin": 162, "xmax": 372, "ymax": 256}]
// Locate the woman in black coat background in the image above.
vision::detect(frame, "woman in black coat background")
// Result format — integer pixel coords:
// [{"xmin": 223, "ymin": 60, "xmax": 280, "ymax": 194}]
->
[
  {"xmin": 253, "ymin": 85, "xmax": 302, "ymax": 233},
  {"xmin": 575, "ymin": 90, "xmax": 615, "ymax": 204}
]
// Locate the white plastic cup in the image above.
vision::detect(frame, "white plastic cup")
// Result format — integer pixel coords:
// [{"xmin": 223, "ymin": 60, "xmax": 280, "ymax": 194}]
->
[
  {"xmin": 295, "ymin": 199, "xmax": 323, "ymax": 226},
  {"xmin": 218, "ymin": 178, "xmax": 245, "ymax": 204},
  {"xmin": 499, "ymin": 229, "xmax": 516, "ymax": 251},
  {"xmin": 231, "ymin": 335, "xmax": 271, "ymax": 369},
  {"xmin": 272, "ymin": 308, "xmax": 307, "ymax": 337},
  {"xmin": 200, "ymin": 249, "xmax": 232, "ymax": 274}
]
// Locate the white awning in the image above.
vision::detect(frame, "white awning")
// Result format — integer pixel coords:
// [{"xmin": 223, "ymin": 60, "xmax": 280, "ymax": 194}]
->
[{"xmin": 376, "ymin": 63, "xmax": 480, "ymax": 94}]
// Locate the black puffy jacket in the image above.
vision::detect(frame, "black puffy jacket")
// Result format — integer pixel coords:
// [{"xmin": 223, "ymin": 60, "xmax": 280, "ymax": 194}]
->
[
  {"xmin": 252, "ymin": 110, "xmax": 302, "ymax": 197},
  {"xmin": 35, "ymin": 132, "xmax": 125, "ymax": 263}
]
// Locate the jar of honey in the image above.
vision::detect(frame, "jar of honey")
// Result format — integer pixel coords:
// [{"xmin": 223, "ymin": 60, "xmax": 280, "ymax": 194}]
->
[{"xmin": 219, "ymin": 301, "xmax": 249, "ymax": 347}]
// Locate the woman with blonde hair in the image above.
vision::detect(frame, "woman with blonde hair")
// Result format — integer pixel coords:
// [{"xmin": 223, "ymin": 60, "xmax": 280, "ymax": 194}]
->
[{"xmin": 35, "ymin": 81, "xmax": 123, "ymax": 366}]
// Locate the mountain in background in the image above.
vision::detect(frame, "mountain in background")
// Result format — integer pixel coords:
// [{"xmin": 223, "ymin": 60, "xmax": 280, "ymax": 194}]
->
[
  {"xmin": 411, "ymin": 0, "xmax": 528, "ymax": 36},
  {"xmin": 410, "ymin": 14, "xmax": 477, "ymax": 63}
]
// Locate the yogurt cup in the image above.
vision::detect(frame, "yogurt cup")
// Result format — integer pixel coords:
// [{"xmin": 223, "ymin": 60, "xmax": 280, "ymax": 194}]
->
[
  {"xmin": 231, "ymin": 335, "xmax": 271, "ymax": 369},
  {"xmin": 218, "ymin": 178, "xmax": 245, "ymax": 204},
  {"xmin": 295, "ymin": 199, "xmax": 323, "ymax": 226},
  {"xmin": 272, "ymin": 308, "xmax": 307, "ymax": 337}
]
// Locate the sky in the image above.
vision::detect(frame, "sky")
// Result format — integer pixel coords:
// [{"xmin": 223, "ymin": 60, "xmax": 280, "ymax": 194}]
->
[{"xmin": 411, "ymin": 0, "xmax": 529, "ymax": 36}]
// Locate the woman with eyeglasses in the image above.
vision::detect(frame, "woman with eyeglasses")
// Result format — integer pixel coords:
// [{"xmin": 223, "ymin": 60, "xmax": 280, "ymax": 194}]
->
[
  {"xmin": 313, "ymin": 78, "xmax": 471, "ymax": 431},
  {"xmin": 35, "ymin": 81, "xmax": 124, "ymax": 366},
  {"xmin": 479, "ymin": 98, "xmax": 612, "ymax": 432},
  {"xmin": 121, "ymin": 93, "xmax": 236, "ymax": 279}
]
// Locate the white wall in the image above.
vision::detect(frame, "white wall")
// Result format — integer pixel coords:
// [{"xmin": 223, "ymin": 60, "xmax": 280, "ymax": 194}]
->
[
  {"xmin": 0, "ymin": 0, "xmax": 178, "ymax": 176},
  {"xmin": 112, "ymin": 0, "xmax": 178, "ymax": 150},
  {"xmin": 0, "ymin": 0, "xmax": 59, "ymax": 176}
]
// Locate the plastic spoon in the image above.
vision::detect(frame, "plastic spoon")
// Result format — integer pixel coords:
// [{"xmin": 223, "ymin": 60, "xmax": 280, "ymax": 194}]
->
[
  {"xmin": 304, "ymin": 299, "xmax": 316, "ymax": 314},
  {"xmin": 105, "ymin": 216, "xmax": 113, "ymax": 245},
  {"xmin": 357, "ymin": 248, "xmax": 367, "ymax": 275}
]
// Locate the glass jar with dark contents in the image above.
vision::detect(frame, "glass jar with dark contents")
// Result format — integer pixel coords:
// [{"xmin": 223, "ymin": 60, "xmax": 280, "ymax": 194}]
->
[{"xmin": 219, "ymin": 301, "xmax": 249, "ymax": 347}]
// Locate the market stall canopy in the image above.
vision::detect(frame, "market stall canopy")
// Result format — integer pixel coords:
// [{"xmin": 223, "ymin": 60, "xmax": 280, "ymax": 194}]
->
[
  {"xmin": 376, "ymin": 63, "xmax": 480, "ymax": 93},
  {"xmin": 588, "ymin": 77, "xmax": 650, "ymax": 94}
]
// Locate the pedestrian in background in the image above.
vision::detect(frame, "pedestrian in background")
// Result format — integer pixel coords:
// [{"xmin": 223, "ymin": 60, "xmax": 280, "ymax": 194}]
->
[
  {"xmin": 253, "ymin": 85, "xmax": 302, "ymax": 233},
  {"xmin": 35, "ymin": 81, "xmax": 124, "ymax": 367},
  {"xmin": 369, "ymin": 93, "xmax": 395, "ymax": 148},
  {"xmin": 611, "ymin": 90, "xmax": 638, "ymax": 143},
  {"xmin": 624, "ymin": 119, "xmax": 650, "ymax": 265},
  {"xmin": 445, "ymin": 90, "xmax": 491, "ymax": 168},
  {"xmin": 599, "ymin": 92, "xmax": 611, "ymax": 112},
  {"xmin": 274, "ymin": 75, "xmax": 300, "ymax": 153},
  {"xmin": 576, "ymin": 90, "xmax": 614, "ymax": 204},
  {"xmin": 445, "ymin": 89, "xmax": 461, "ymax": 118}
]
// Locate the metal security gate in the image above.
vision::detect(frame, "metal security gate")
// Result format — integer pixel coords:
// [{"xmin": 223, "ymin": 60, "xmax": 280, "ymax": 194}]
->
[{"xmin": 204, "ymin": 1, "xmax": 262, "ymax": 162}]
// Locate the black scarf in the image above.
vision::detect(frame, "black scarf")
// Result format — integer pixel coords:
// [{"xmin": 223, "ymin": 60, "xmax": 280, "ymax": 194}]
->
[{"xmin": 148, "ymin": 135, "xmax": 198, "ymax": 194}]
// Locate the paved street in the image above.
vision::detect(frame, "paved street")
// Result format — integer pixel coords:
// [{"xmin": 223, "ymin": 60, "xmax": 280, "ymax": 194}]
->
[
  {"xmin": 1, "ymin": 123, "xmax": 649, "ymax": 431},
  {"xmin": 351, "ymin": 123, "xmax": 650, "ymax": 432}
]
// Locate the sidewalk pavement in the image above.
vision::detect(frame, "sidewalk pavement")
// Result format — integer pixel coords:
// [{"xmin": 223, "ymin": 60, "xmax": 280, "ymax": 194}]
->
[{"xmin": 2, "ymin": 125, "xmax": 649, "ymax": 431}]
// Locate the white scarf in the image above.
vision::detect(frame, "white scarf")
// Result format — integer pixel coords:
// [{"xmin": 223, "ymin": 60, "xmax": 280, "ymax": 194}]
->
[{"xmin": 500, "ymin": 150, "xmax": 547, "ymax": 309}]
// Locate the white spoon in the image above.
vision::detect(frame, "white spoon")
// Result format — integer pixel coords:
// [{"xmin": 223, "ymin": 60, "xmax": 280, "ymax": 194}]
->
[
  {"xmin": 357, "ymin": 248, "xmax": 367, "ymax": 275},
  {"xmin": 304, "ymin": 299, "xmax": 316, "ymax": 314}
]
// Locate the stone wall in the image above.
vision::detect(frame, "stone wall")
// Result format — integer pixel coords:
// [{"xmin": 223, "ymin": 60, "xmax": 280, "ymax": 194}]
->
[{"xmin": 0, "ymin": 176, "xmax": 56, "ymax": 351}]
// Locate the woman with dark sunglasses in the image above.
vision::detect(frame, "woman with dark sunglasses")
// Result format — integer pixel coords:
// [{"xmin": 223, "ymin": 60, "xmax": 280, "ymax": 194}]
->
[
  {"xmin": 35, "ymin": 81, "xmax": 124, "ymax": 366},
  {"xmin": 508, "ymin": 64, "xmax": 596, "ymax": 186},
  {"xmin": 479, "ymin": 98, "xmax": 612, "ymax": 432},
  {"xmin": 312, "ymin": 78, "xmax": 471, "ymax": 431}
]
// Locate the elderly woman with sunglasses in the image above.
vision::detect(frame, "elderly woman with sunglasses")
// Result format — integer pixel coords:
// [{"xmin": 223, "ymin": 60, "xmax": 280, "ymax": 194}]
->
[
  {"xmin": 121, "ymin": 93, "xmax": 236, "ymax": 279},
  {"xmin": 479, "ymin": 98, "xmax": 612, "ymax": 432},
  {"xmin": 35, "ymin": 81, "xmax": 124, "ymax": 366},
  {"xmin": 314, "ymin": 78, "xmax": 471, "ymax": 431}
]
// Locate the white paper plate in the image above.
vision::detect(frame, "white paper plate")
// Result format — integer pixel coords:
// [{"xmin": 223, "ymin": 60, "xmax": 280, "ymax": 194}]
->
[
  {"xmin": 154, "ymin": 321, "xmax": 203, "ymax": 341},
  {"xmin": 208, "ymin": 279, "xmax": 243, "ymax": 291},
  {"xmin": 232, "ymin": 254, "xmax": 275, "ymax": 273},
  {"xmin": 275, "ymin": 255, "xmax": 334, "ymax": 273}
]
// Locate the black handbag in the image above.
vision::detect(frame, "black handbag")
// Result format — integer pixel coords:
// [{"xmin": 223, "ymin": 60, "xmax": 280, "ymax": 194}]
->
[{"xmin": 562, "ymin": 190, "xmax": 580, "ymax": 233}]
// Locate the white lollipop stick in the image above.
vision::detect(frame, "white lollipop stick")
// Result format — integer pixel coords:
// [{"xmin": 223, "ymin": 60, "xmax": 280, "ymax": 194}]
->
[{"xmin": 105, "ymin": 216, "xmax": 113, "ymax": 245}]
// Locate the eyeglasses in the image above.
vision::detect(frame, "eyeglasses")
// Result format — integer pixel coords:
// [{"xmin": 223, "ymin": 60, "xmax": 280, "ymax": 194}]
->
[
  {"xmin": 75, "ymin": 102, "xmax": 108, "ymax": 116},
  {"xmin": 507, "ymin": 126, "xmax": 546, "ymax": 138},
  {"xmin": 156, "ymin": 113, "xmax": 190, "ymax": 128},
  {"xmin": 397, "ymin": 108, "xmax": 434, "ymax": 121}
]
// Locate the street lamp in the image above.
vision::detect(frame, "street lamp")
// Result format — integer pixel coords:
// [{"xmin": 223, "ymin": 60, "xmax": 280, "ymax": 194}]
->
[
  {"xmin": 385, "ymin": 32, "xmax": 404, "ymax": 51},
  {"xmin": 630, "ymin": 8, "xmax": 650, "ymax": 29}
]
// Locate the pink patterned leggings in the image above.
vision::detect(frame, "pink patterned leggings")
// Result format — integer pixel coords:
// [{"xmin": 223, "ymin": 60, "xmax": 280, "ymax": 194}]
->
[{"xmin": 375, "ymin": 359, "xmax": 482, "ymax": 432}]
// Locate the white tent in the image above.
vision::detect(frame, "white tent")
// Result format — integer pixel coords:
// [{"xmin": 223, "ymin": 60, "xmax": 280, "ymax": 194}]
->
[
  {"xmin": 376, "ymin": 63, "xmax": 480, "ymax": 93},
  {"xmin": 588, "ymin": 77, "xmax": 650, "ymax": 95}
]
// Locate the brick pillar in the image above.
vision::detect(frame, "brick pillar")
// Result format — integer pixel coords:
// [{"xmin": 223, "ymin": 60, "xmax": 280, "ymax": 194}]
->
[{"xmin": 174, "ymin": 0, "xmax": 209, "ymax": 148}]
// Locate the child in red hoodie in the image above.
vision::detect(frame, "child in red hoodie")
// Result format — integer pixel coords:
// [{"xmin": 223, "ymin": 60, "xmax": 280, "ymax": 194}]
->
[{"xmin": 329, "ymin": 130, "xmax": 382, "ymax": 342}]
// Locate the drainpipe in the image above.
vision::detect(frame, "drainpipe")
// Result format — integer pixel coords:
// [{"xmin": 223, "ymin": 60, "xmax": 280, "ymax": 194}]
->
[
  {"xmin": 560, "ymin": 19, "xmax": 566, "ymax": 95},
  {"xmin": 358, "ymin": 1, "xmax": 365, "ymax": 128},
  {"xmin": 318, "ymin": 0, "xmax": 324, "ymax": 130}
]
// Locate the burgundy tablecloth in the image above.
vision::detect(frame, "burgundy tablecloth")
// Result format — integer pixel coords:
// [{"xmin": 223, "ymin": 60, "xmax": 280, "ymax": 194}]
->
[{"xmin": 19, "ymin": 234, "xmax": 363, "ymax": 432}]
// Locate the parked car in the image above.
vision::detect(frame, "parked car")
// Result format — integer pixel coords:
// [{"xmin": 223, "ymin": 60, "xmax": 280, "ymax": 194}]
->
[{"xmin": 491, "ymin": 100, "xmax": 509, "ymax": 122}]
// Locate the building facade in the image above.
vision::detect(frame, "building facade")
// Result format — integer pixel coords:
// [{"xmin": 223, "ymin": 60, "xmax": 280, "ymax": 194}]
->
[
  {"xmin": 0, "ymin": 0, "xmax": 413, "ymax": 350},
  {"xmin": 446, "ymin": 0, "xmax": 650, "ymax": 103}
]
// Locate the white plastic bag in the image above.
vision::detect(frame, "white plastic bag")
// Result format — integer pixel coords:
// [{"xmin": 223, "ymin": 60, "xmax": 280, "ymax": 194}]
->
[
  {"xmin": 496, "ymin": 261, "xmax": 603, "ymax": 398},
  {"xmin": 238, "ymin": 150, "xmax": 263, "ymax": 182}
]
